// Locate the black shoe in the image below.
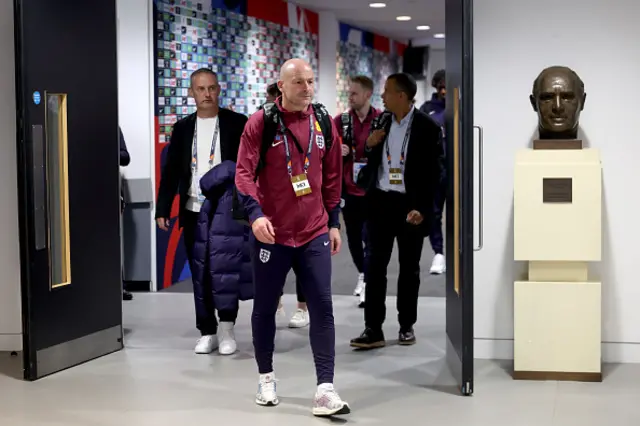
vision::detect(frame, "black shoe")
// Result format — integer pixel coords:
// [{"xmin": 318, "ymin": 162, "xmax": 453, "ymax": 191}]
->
[
  {"xmin": 123, "ymin": 290, "xmax": 133, "ymax": 301},
  {"xmin": 350, "ymin": 328, "xmax": 385, "ymax": 349},
  {"xmin": 398, "ymin": 328, "xmax": 416, "ymax": 346}
]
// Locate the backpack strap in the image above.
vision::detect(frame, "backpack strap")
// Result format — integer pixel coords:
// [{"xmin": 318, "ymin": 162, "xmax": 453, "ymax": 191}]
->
[
  {"xmin": 340, "ymin": 111, "xmax": 352, "ymax": 144},
  {"xmin": 373, "ymin": 110, "xmax": 393, "ymax": 134},
  {"xmin": 311, "ymin": 102, "xmax": 333, "ymax": 150},
  {"xmin": 255, "ymin": 102, "xmax": 279, "ymax": 181}
]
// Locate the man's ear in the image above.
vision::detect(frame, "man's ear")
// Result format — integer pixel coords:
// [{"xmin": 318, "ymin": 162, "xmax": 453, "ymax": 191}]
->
[
  {"xmin": 580, "ymin": 93, "xmax": 587, "ymax": 111},
  {"xmin": 188, "ymin": 87, "xmax": 194, "ymax": 98},
  {"xmin": 529, "ymin": 94, "xmax": 538, "ymax": 112}
]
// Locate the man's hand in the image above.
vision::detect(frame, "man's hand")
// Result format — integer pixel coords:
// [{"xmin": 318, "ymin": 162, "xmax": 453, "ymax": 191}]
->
[
  {"xmin": 252, "ymin": 217, "xmax": 276, "ymax": 244},
  {"xmin": 329, "ymin": 227, "xmax": 341, "ymax": 255},
  {"xmin": 341, "ymin": 144, "xmax": 350, "ymax": 157},
  {"xmin": 366, "ymin": 129, "xmax": 386, "ymax": 148},
  {"xmin": 156, "ymin": 218, "xmax": 170, "ymax": 231},
  {"xmin": 406, "ymin": 210, "xmax": 424, "ymax": 226}
]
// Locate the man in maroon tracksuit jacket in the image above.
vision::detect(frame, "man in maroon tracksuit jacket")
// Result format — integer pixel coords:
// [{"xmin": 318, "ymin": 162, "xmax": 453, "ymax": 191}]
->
[
  {"xmin": 235, "ymin": 58, "xmax": 350, "ymax": 417},
  {"xmin": 334, "ymin": 75, "xmax": 381, "ymax": 307}
]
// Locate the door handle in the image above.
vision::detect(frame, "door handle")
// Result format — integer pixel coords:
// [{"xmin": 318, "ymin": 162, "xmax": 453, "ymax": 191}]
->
[{"xmin": 473, "ymin": 125, "xmax": 483, "ymax": 251}]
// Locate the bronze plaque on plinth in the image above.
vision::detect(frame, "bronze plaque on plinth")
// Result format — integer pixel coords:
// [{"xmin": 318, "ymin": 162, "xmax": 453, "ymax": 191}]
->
[
  {"xmin": 543, "ymin": 178, "xmax": 572, "ymax": 203},
  {"xmin": 533, "ymin": 139, "xmax": 583, "ymax": 150}
]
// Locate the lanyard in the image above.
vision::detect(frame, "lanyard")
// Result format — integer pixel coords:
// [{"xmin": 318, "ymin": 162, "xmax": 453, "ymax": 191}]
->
[
  {"xmin": 191, "ymin": 118, "xmax": 220, "ymax": 175},
  {"xmin": 385, "ymin": 111, "xmax": 414, "ymax": 167},
  {"xmin": 279, "ymin": 114, "xmax": 315, "ymax": 177}
]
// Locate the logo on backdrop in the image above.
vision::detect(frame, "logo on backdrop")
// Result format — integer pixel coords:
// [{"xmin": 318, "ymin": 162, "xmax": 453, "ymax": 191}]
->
[{"xmin": 259, "ymin": 248, "xmax": 271, "ymax": 263}]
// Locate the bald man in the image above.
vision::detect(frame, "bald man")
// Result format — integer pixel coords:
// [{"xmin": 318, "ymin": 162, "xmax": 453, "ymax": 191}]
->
[{"xmin": 235, "ymin": 59, "xmax": 349, "ymax": 416}]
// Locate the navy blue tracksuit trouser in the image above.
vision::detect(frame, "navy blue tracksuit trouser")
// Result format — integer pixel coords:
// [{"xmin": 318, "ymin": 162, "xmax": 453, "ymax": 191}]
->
[{"xmin": 251, "ymin": 233, "xmax": 335, "ymax": 385}]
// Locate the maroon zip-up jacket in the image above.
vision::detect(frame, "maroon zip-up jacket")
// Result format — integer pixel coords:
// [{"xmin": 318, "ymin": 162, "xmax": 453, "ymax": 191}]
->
[{"xmin": 235, "ymin": 100, "xmax": 342, "ymax": 247}]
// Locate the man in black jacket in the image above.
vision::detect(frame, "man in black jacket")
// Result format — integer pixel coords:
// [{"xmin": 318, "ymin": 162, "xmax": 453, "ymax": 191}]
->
[
  {"xmin": 155, "ymin": 68, "xmax": 248, "ymax": 354},
  {"xmin": 350, "ymin": 73, "xmax": 443, "ymax": 349},
  {"xmin": 119, "ymin": 127, "xmax": 132, "ymax": 301}
]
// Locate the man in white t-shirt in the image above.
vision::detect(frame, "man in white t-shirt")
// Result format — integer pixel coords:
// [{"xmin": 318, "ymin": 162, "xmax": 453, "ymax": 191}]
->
[{"xmin": 156, "ymin": 68, "xmax": 248, "ymax": 354}]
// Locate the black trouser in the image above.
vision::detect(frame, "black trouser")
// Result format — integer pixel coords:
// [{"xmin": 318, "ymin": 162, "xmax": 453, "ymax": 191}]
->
[
  {"xmin": 428, "ymin": 182, "xmax": 446, "ymax": 255},
  {"xmin": 342, "ymin": 192, "xmax": 370, "ymax": 274},
  {"xmin": 182, "ymin": 210, "xmax": 238, "ymax": 335},
  {"xmin": 364, "ymin": 190, "xmax": 424, "ymax": 332}
]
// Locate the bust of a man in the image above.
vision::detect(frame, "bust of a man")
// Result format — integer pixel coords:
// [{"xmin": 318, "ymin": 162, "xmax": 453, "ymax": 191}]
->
[{"xmin": 530, "ymin": 66, "xmax": 586, "ymax": 140}]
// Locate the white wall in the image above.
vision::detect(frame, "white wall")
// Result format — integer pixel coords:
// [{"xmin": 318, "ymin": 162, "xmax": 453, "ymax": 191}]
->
[
  {"xmin": 0, "ymin": 1, "xmax": 23, "ymax": 351},
  {"xmin": 116, "ymin": 0, "xmax": 157, "ymax": 289},
  {"xmin": 116, "ymin": 0, "xmax": 155, "ymax": 182},
  {"xmin": 415, "ymin": 47, "xmax": 445, "ymax": 106},
  {"xmin": 318, "ymin": 11, "xmax": 339, "ymax": 114},
  {"xmin": 474, "ymin": 0, "xmax": 640, "ymax": 363}
]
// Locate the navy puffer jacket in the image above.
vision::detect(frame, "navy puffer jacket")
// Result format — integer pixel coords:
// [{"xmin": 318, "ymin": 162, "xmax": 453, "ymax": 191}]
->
[{"xmin": 192, "ymin": 160, "xmax": 253, "ymax": 315}]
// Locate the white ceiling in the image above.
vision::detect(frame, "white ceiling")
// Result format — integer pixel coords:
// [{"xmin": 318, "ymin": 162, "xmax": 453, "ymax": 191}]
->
[{"xmin": 290, "ymin": 0, "xmax": 446, "ymax": 49}]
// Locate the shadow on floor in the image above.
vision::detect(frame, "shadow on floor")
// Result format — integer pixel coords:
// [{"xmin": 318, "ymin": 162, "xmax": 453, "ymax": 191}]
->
[{"xmin": 0, "ymin": 351, "xmax": 23, "ymax": 380}]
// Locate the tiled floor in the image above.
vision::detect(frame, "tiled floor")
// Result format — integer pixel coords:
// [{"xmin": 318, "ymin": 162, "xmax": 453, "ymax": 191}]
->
[{"xmin": 0, "ymin": 293, "xmax": 639, "ymax": 425}]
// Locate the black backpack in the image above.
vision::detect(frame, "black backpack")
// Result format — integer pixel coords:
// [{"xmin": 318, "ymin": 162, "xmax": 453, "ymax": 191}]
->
[
  {"xmin": 232, "ymin": 102, "xmax": 334, "ymax": 223},
  {"xmin": 253, "ymin": 101, "xmax": 334, "ymax": 180}
]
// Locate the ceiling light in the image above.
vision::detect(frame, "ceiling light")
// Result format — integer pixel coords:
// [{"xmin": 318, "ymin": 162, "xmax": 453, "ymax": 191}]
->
[
  {"xmin": 369, "ymin": 2, "xmax": 386, "ymax": 7},
  {"xmin": 396, "ymin": 16, "xmax": 412, "ymax": 21},
  {"xmin": 416, "ymin": 25, "xmax": 431, "ymax": 31},
  {"xmin": 434, "ymin": 33, "xmax": 445, "ymax": 38}
]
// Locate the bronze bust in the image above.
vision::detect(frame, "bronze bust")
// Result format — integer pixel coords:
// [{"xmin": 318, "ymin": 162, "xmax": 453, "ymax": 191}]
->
[{"xmin": 530, "ymin": 66, "xmax": 586, "ymax": 140}]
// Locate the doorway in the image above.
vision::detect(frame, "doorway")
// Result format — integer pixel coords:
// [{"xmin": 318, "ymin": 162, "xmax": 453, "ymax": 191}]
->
[
  {"xmin": 8, "ymin": 0, "xmax": 475, "ymax": 402},
  {"xmin": 13, "ymin": 0, "xmax": 123, "ymax": 380}
]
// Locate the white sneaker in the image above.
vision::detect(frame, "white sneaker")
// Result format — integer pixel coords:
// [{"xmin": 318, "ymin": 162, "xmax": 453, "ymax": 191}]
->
[
  {"xmin": 430, "ymin": 254, "xmax": 446, "ymax": 274},
  {"xmin": 218, "ymin": 322, "xmax": 237, "ymax": 355},
  {"xmin": 256, "ymin": 373, "xmax": 279, "ymax": 406},
  {"xmin": 354, "ymin": 273, "xmax": 366, "ymax": 296},
  {"xmin": 288, "ymin": 309, "xmax": 310, "ymax": 328},
  {"xmin": 312, "ymin": 383, "xmax": 351, "ymax": 416},
  {"xmin": 358, "ymin": 284, "xmax": 365, "ymax": 308},
  {"xmin": 194, "ymin": 335, "xmax": 218, "ymax": 354},
  {"xmin": 276, "ymin": 305, "xmax": 286, "ymax": 320}
]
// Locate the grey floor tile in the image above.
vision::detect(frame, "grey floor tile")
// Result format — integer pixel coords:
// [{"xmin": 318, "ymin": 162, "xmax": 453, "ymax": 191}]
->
[{"xmin": 0, "ymin": 293, "xmax": 638, "ymax": 425}]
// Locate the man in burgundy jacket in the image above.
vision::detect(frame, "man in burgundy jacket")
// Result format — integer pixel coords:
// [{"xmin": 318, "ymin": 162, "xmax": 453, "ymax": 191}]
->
[
  {"xmin": 235, "ymin": 58, "xmax": 350, "ymax": 417},
  {"xmin": 335, "ymin": 75, "xmax": 381, "ymax": 307}
]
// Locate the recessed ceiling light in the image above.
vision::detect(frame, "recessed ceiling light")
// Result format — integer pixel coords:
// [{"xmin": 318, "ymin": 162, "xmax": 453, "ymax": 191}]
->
[
  {"xmin": 434, "ymin": 33, "xmax": 445, "ymax": 38},
  {"xmin": 369, "ymin": 2, "xmax": 386, "ymax": 7},
  {"xmin": 396, "ymin": 16, "xmax": 412, "ymax": 21},
  {"xmin": 416, "ymin": 25, "xmax": 431, "ymax": 31}
]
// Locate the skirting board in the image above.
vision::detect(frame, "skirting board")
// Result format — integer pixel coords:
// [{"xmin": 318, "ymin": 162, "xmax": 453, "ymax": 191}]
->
[
  {"xmin": 513, "ymin": 370, "xmax": 602, "ymax": 382},
  {"xmin": 0, "ymin": 334, "xmax": 22, "ymax": 352},
  {"xmin": 475, "ymin": 339, "xmax": 640, "ymax": 364}
]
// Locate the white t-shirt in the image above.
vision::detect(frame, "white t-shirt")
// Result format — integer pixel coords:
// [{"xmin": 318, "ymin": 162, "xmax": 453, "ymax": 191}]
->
[{"xmin": 186, "ymin": 116, "xmax": 221, "ymax": 212}]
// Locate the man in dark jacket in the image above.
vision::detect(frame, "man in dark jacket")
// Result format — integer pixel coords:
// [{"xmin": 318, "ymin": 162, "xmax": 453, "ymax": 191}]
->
[
  {"xmin": 119, "ymin": 128, "xmax": 132, "ymax": 301},
  {"xmin": 235, "ymin": 58, "xmax": 350, "ymax": 416},
  {"xmin": 155, "ymin": 68, "xmax": 248, "ymax": 355},
  {"xmin": 350, "ymin": 73, "xmax": 443, "ymax": 350},
  {"xmin": 419, "ymin": 69, "xmax": 447, "ymax": 275}
]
